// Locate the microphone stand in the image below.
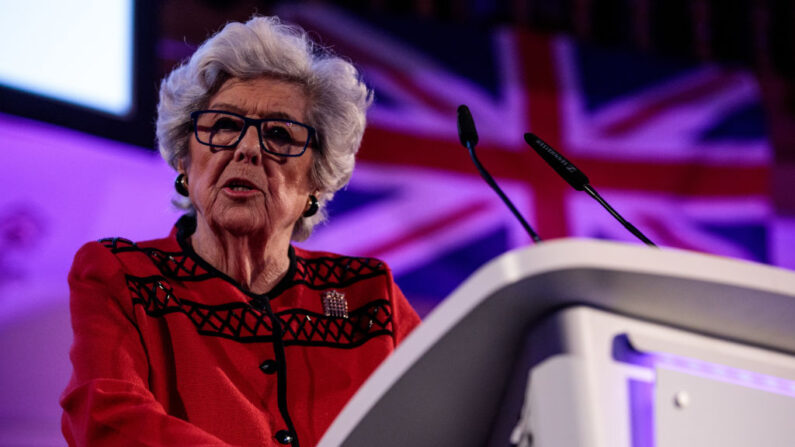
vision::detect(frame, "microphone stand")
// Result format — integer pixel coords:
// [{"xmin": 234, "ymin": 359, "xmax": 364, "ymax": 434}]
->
[{"xmin": 458, "ymin": 105, "xmax": 542, "ymax": 244}]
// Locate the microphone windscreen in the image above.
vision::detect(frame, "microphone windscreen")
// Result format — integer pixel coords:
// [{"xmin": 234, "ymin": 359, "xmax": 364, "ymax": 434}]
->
[{"xmin": 457, "ymin": 105, "xmax": 479, "ymax": 148}]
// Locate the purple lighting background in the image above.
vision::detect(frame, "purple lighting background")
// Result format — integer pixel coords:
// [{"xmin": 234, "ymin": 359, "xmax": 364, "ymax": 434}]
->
[{"xmin": 2, "ymin": 3, "xmax": 795, "ymax": 445}]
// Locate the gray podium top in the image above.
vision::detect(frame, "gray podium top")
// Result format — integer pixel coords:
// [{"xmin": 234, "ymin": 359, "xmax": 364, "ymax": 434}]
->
[{"xmin": 318, "ymin": 239, "xmax": 795, "ymax": 447}]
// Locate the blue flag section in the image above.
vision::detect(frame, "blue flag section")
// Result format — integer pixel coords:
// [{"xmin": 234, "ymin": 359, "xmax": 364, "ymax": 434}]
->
[{"xmin": 281, "ymin": 4, "xmax": 779, "ymax": 315}]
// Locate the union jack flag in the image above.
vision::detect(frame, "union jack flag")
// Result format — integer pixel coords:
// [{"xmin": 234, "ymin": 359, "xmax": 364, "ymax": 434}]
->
[{"xmin": 280, "ymin": 5, "xmax": 775, "ymax": 314}]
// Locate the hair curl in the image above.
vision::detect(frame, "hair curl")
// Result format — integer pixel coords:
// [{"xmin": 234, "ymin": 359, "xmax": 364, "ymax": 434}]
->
[{"xmin": 156, "ymin": 16, "xmax": 372, "ymax": 241}]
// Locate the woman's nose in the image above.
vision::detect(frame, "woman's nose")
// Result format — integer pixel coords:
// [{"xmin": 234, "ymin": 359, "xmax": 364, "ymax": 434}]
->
[{"xmin": 233, "ymin": 125, "xmax": 261, "ymax": 165}]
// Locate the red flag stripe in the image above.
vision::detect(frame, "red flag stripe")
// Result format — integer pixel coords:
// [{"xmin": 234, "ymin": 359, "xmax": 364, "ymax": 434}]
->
[
  {"xmin": 362, "ymin": 199, "xmax": 493, "ymax": 259},
  {"xmin": 518, "ymin": 31, "xmax": 570, "ymax": 237},
  {"xmin": 601, "ymin": 70, "xmax": 743, "ymax": 136},
  {"xmin": 359, "ymin": 128, "xmax": 769, "ymax": 196}
]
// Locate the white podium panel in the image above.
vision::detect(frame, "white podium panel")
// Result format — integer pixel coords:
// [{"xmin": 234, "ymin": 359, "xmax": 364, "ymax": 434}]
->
[
  {"xmin": 656, "ymin": 369, "xmax": 795, "ymax": 447},
  {"xmin": 513, "ymin": 306, "xmax": 795, "ymax": 447}
]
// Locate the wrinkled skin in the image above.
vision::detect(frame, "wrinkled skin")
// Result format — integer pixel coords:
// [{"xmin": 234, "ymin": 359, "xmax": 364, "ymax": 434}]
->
[{"xmin": 180, "ymin": 77, "xmax": 315, "ymax": 293}]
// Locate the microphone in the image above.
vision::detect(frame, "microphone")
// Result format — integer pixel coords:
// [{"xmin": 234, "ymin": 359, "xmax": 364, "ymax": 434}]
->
[
  {"xmin": 523, "ymin": 133, "xmax": 657, "ymax": 247},
  {"xmin": 457, "ymin": 105, "xmax": 542, "ymax": 243}
]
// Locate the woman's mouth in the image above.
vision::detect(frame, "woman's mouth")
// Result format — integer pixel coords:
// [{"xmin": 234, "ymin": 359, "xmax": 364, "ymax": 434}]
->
[{"xmin": 222, "ymin": 178, "xmax": 259, "ymax": 196}]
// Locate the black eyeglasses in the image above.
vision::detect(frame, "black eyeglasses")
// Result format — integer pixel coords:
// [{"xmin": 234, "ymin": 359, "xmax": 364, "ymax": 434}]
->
[{"xmin": 190, "ymin": 110, "xmax": 316, "ymax": 157}]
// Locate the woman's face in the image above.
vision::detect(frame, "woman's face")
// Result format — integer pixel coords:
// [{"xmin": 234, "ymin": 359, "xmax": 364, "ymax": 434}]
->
[{"xmin": 183, "ymin": 77, "xmax": 315, "ymax": 238}]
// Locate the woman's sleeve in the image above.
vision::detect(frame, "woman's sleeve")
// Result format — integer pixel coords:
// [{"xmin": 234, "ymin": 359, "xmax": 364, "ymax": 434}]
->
[
  {"xmin": 60, "ymin": 242, "xmax": 232, "ymax": 446},
  {"xmin": 384, "ymin": 264, "xmax": 421, "ymax": 346}
]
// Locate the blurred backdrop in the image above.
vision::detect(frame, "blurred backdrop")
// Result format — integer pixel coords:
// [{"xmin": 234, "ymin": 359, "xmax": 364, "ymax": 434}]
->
[{"xmin": 1, "ymin": 0, "xmax": 794, "ymax": 445}]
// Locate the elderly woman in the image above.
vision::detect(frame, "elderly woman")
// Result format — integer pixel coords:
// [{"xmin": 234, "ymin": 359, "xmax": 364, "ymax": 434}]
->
[{"xmin": 60, "ymin": 16, "xmax": 420, "ymax": 446}]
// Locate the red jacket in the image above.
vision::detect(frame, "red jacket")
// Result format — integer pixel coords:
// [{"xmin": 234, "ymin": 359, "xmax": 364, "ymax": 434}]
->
[{"xmin": 61, "ymin": 216, "xmax": 421, "ymax": 446}]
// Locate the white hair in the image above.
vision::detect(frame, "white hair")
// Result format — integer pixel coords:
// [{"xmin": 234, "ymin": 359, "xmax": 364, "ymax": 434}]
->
[{"xmin": 156, "ymin": 16, "xmax": 373, "ymax": 241}]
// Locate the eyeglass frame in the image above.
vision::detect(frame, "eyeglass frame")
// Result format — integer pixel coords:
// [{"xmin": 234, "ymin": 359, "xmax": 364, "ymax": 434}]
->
[{"xmin": 189, "ymin": 109, "xmax": 316, "ymax": 157}]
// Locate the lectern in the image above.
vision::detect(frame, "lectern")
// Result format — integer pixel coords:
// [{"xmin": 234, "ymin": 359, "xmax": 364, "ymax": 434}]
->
[{"xmin": 318, "ymin": 239, "xmax": 795, "ymax": 447}]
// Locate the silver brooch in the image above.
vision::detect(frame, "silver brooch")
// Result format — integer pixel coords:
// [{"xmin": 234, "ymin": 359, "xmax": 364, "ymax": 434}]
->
[{"xmin": 321, "ymin": 290, "xmax": 348, "ymax": 318}]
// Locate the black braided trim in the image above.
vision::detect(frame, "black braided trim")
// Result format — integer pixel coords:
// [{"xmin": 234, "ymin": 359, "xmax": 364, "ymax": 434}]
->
[
  {"xmin": 292, "ymin": 255, "xmax": 388, "ymax": 289},
  {"xmin": 126, "ymin": 275, "xmax": 393, "ymax": 347},
  {"xmin": 99, "ymin": 237, "xmax": 137, "ymax": 252},
  {"xmin": 275, "ymin": 299, "xmax": 393, "ymax": 348},
  {"xmin": 100, "ymin": 238, "xmax": 213, "ymax": 281}
]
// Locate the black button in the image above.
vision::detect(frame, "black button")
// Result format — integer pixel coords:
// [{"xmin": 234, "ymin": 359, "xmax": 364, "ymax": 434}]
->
[
  {"xmin": 275, "ymin": 429, "xmax": 293, "ymax": 445},
  {"xmin": 250, "ymin": 297, "xmax": 267, "ymax": 311},
  {"xmin": 259, "ymin": 359, "xmax": 277, "ymax": 374}
]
